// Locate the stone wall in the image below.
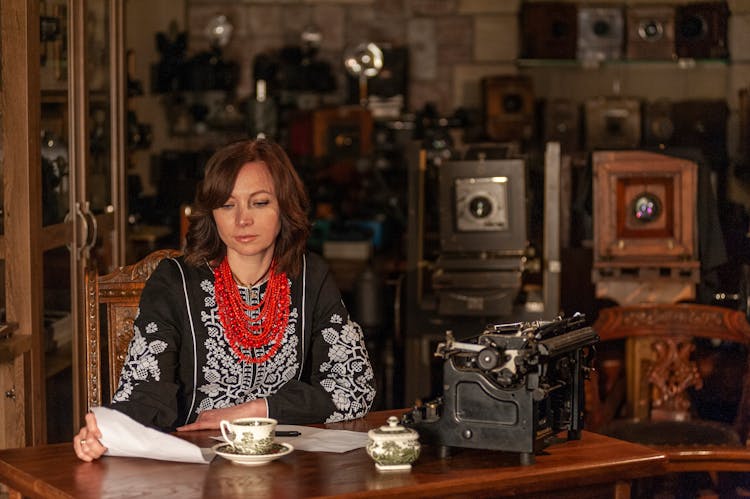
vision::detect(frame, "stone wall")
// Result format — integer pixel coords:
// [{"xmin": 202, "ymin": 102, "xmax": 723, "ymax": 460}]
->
[
  {"xmin": 128, "ymin": 0, "xmax": 750, "ymax": 199},
  {"xmin": 184, "ymin": 0, "xmax": 520, "ymax": 114}
]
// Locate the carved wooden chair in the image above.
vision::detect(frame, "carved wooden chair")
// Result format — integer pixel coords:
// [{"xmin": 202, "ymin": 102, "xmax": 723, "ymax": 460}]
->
[
  {"xmin": 587, "ymin": 303, "xmax": 750, "ymax": 479},
  {"xmin": 179, "ymin": 204, "xmax": 192, "ymax": 248},
  {"xmin": 83, "ymin": 249, "xmax": 181, "ymax": 409}
]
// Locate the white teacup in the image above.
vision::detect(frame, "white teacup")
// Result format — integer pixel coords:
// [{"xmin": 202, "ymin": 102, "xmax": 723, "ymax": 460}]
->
[{"xmin": 219, "ymin": 417, "xmax": 277, "ymax": 455}]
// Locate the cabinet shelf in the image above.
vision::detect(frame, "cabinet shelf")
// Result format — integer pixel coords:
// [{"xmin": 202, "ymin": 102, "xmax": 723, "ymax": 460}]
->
[{"xmin": 516, "ymin": 58, "xmax": 729, "ymax": 70}]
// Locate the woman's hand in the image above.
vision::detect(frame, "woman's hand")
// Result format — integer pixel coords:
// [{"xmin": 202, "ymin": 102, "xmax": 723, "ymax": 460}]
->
[
  {"xmin": 73, "ymin": 412, "xmax": 108, "ymax": 462},
  {"xmin": 176, "ymin": 399, "xmax": 267, "ymax": 431}
]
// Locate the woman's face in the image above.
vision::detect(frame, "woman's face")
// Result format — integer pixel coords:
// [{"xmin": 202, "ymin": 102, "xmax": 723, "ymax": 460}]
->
[{"xmin": 213, "ymin": 161, "xmax": 281, "ymax": 262}]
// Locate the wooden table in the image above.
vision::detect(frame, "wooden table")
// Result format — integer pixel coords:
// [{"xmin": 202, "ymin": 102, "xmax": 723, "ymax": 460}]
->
[{"xmin": 0, "ymin": 410, "xmax": 666, "ymax": 498}]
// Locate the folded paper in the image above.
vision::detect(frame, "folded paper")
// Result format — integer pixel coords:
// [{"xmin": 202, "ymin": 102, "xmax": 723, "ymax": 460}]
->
[{"xmin": 93, "ymin": 406, "xmax": 213, "ymax": 464}]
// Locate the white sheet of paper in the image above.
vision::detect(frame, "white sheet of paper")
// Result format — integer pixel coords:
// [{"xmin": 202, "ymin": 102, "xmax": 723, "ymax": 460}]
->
[
  {"xmin": 213, "ymin": 424, "xmax": 369, "ymax": 453},
  {"xmin": 93, "ymin": 406, "xmax": 213, "ymax": 464}
]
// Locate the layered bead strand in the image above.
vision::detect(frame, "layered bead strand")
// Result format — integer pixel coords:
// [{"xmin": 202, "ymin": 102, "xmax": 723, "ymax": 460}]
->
[{"xmin": 213, "ymin": 257, "xmax": 290, "ymax": 363}]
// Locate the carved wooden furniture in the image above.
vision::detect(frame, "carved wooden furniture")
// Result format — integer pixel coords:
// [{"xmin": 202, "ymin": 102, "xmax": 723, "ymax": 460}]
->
[
  {"xmin": 592, "ymin": 151, "xmax": 699, "ymax": 305},
  {"xmin": 83, "ymin": 249, "xmax": 181, "ymax": 409},
  {"xmin": 588, "ymin": 303, "xmax": 750, "ymax": 475}
]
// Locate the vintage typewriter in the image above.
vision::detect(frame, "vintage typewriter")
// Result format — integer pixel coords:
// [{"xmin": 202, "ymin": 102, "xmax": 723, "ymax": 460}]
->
[{"xmin": 402, "ymin": 314, "xmax": 598, "ymax": 465}]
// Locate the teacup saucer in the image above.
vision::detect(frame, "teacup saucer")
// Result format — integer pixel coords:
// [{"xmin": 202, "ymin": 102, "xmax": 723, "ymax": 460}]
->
[{"xmin": 212, "ymin": 442, "xmax": 294, "ymax": 466}]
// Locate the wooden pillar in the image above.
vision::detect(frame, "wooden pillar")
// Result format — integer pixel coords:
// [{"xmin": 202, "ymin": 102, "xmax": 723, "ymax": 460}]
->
[{"xmin": 1, "ymin": 0, "xmax": 46, "ymax": 446}]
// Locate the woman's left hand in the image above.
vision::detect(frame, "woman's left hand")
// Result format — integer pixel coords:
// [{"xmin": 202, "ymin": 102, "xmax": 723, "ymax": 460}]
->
[
  {"xmin": 176, "ymin": 398, "xmax": 267, "ymax": 431},
  {"xmin": 73, "ymin": 412, "xmax": 108, "ymax": 461}
]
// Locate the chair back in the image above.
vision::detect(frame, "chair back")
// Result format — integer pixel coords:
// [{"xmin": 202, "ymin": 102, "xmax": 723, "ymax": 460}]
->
[
  {"xmin": 83, "ymin": 249, "xmax": 181, "ymax": 409},
  {"xmin": 589, "ymin": 303, "xmax": 750, "ymax": 445}
]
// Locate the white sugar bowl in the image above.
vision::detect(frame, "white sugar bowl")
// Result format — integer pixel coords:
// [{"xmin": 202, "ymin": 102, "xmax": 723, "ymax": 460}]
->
[{"xmin": 366, "ymin": 416, "xmax": 421, "ymax": 471}]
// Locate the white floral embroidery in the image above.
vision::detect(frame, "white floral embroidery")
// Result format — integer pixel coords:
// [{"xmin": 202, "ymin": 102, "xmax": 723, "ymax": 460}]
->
[
  {"xmin": 112, "ymin": 323, "xmax": 167, "ymax": 403},
  {"xmin": 196, "ymin": 279, "xmax": 300, "ymax": 415},
  {"xmin": 320, "ymin": 319, "xmax": 375, "ymax": 423}
]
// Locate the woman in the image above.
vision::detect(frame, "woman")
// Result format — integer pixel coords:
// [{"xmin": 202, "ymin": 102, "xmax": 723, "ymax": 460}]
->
[{"xmin": 74, "ymin": 139, "xmax": 376, "ymax": 461}]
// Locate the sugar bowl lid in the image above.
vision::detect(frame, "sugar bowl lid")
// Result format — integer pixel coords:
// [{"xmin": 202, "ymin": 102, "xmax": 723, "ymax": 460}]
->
[{"xmin": 368, "ymin": 416, "xmax": 419, "ymax": 442}]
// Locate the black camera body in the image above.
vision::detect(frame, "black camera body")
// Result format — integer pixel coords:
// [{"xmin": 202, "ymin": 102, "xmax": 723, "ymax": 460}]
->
[{"xmin": 432, "ymin": 159, "xmax": 527, "ymax": 317}]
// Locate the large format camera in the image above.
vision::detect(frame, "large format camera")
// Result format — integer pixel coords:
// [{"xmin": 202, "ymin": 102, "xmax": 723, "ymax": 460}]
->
[{"xmin": 432, "ymin": 159, "xmax": 527, "ymax": 317}]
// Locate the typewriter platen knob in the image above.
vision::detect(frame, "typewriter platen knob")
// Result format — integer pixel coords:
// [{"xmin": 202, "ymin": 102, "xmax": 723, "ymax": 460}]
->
[{"xmin": 476, "ymin": 347, "xmax": 499, "ymax": 370}]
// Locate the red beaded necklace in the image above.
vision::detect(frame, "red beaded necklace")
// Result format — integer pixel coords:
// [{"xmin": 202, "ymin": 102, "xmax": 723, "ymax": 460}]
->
[{"xmin": 213, "ymin": 257, "xmax": 290, "ymax": 364}]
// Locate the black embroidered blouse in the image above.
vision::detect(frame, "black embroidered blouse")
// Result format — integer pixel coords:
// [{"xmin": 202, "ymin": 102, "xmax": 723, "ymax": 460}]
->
[{"xmin": 109, "ymin": 252, "xmax": 376, "ymax": 431}]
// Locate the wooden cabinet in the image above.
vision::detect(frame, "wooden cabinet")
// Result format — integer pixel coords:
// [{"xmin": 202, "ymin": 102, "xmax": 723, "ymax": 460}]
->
[{"xmin": 0, "ymin": 0, "xmax": 127, "ymax": 446}]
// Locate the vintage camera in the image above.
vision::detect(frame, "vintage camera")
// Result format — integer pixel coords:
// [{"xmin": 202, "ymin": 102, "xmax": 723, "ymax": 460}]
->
[
  {"xmin": 626, "ymin": 5, "xmax": 676, "ymax": 60},
  {"xmin": 347, "ymin": 44, "xmax": 408, "ymax": 113},
  {"xmin": 642, "ymin": 99, "xmax": 675, "ymax": 147},
  {"xmin": 584, "ymin": 97, "xmax": 641, "ymax": 150},
  {"xmin": 593, "ymin": 150, "xmax": 698, "ymax": 265},
  {"xmin": 438, "ymin": 160, "xmax": 527, "ymax": 253},
  {"xmin": 520, "ymin": 2, "xmax": 578, "ymax": 59},
  {"xmin": 288, "ymin": 106, "xmax": 373, "ymax": 161},
  {"xmin": 482, "ymin": 75, "xmax": 534, "ymax": 142},
  {"xmin": 433, "ymin": 160, "xmax": 527, "ymax": 317},
  {"xmin": 542, "ymin": 98, "xmax": 581, "ymax": 152},
  {"xmin": 127, "ymin": 111, "xmax": 152, "ymax": 151},
  {"xmin": 671, "ymin": 99, "xmax": 728, "ymax": 167},
  {"xmin": 577, "ymin": 6, "xmax": 625, "ymax": 62},
  {"xmin": 675, "ymin": 2, "xmax": 729, "ymax": 59}
]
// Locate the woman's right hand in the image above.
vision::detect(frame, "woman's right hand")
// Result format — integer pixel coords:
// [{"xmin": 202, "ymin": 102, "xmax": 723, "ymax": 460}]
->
[{"xmin": 73, "ymin": 412, "xmax": 108, "ymax": 462}]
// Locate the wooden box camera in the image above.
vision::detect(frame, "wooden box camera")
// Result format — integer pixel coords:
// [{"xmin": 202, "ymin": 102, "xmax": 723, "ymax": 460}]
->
[
  {"xmin": 642, "ymin": 99, "xmax": 675, "ymax": 147},
  {"xmin": 312, "ymin": 106, "xmax": 373, "ymax": 160},
  {"xmin": 593, "ymin": 151, "xmax": 697, "ymax": 266},
  {"xmin": 675, "ymin": 2, "xmax": 729, "ymax": 59},
  {"xmin": 520, "ymin": 2, "xmax": 578, "ymax": 59},
  {"xmin": 626, "ymin": 5, "xmax": 676, "ymax": 60},
  {"xmin": 482, "ymin": 75, "xmax": 534, "ymax": 142},
  {"xmin": 671, "ymin": 99, "xmax": 728, "ymax": 165},
  {"xmin": 585, "ymin": 97, "xmax": 641, "ymax": 150},
  {"xmin": 288, "ymin": 106, "xmax": 373, "ymax": 161},
  {"xmin": 543, "ymin": 98, "xmax": 581, "ymax": 152}
]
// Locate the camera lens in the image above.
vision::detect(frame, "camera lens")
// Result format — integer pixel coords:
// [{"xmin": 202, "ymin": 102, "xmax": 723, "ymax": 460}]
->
[
  {"xmin": 680, "ymin": 15, "xmax": 706, "ymax": 39},
  {"xmin": 639, "ymin": 21, "xmax": 663, "ymax": 41},
  {"xmin": 593, "ymin": 20, "xmax": 611, "ymax": 37},
  {"xmin": 469, "ymin": 196, "xmax": 493, "ymax": 219},
  {"xmin": 552, "ymin": 21, "xmax": 569, "ymax": 38},
  {"xmin": 502, "ymin": 94, "xmax": 523, "ymax": 113},
  {"xmin": 631, "ymin": 193, "xmax": 661, "ymax": 223}
]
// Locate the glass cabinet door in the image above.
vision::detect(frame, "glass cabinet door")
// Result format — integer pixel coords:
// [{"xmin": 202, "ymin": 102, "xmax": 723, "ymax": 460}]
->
[
  {"xmin": 85, "ymin": 0, "xmax": 122, "ymax": 272},
  {"xmin": 41, "ymin": 0, "xmax": 124, "ymax": 443},
  {"xmin": 40, "ymin": 0, "xmax": 76, "ymax": 443}
]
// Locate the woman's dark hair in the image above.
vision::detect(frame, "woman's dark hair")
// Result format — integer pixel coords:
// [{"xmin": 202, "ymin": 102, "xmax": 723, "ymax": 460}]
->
[{"xmin": 184, "ymin": 139, "xmax": 310, "ymax": 277}]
